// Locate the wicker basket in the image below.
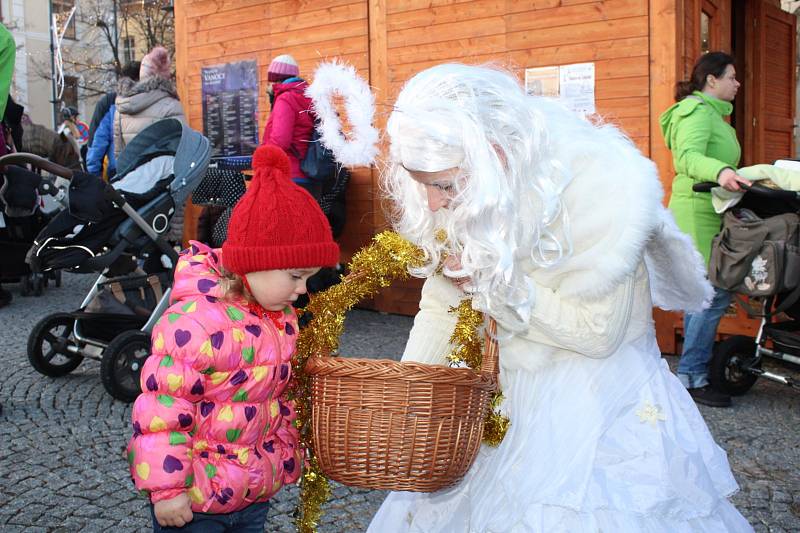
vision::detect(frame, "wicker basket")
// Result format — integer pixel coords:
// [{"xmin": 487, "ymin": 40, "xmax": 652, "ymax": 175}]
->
[{"xmin": 305, "ymin": 318, "xmax": 498, "ymax": 492}]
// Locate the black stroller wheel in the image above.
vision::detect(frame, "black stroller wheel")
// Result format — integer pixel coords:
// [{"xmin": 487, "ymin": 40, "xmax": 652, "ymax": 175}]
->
[
  {"xmin": 100, "ymin": 330, "xmax": 150, "ymax": 403},
  {"xmin": 27, "ymin": 313, "xmax": 83, "ymax": 377},
  {"xmin": 710, "ymin": 335, "xmax": 760, "ymax": 396}
]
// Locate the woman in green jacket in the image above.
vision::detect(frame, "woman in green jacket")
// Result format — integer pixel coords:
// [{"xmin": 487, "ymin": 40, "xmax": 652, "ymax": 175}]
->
[{"xmin": 660, "ymin": 51, "xmax": 750, "ymax": 408}]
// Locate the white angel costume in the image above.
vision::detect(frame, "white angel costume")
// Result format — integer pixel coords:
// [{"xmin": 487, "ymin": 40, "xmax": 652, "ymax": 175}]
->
[{"xmin": 367, "ymin": 97, "xmax": 753, "ymax": 532}]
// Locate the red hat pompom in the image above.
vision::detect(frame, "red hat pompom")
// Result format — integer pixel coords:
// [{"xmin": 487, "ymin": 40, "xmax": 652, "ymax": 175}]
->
[{"xmin": 251, "ymin": 144, "xmax": 291, "ymax": 178}]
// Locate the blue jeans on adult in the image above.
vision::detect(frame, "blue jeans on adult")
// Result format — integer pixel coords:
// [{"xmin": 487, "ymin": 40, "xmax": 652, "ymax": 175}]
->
[
  {"xmin": 678, "ymin": 286, "xmax": 732, "ymax": 388},
  {"xmin": 150, "ymin": 501, "xmax": 270, "ymax": 533}
]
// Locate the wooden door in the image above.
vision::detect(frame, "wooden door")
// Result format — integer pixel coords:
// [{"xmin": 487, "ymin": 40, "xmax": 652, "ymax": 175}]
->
[{"xmin": 745, "ymin": 0, "xmax": 797, "ymax": 164}]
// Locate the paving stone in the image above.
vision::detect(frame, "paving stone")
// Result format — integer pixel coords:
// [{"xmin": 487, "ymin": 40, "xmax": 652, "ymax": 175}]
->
[
  {"xmin": 79, "ymin": 519, "xmax": 118, "ymax": 532},
  {"xmin": 51, "ymin": 517, "xmax": 87, "ymax": 531}
]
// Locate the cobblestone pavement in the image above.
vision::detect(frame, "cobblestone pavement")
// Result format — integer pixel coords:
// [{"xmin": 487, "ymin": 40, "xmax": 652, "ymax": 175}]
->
[{"xmin": 1, "ymin": 273, "xmax": 799, "ymax": 532}]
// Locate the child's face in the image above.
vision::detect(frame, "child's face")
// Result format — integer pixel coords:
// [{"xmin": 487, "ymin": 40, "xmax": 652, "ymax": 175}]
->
[{"xmin": 245, "ymin": 268, "xmax": 321, "ymax": 311}]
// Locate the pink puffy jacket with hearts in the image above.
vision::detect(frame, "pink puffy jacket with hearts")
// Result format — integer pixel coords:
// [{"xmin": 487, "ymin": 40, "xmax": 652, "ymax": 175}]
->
[{"xmin": 127, "ymin": 241, "xmax": 301, "ymax": 513}]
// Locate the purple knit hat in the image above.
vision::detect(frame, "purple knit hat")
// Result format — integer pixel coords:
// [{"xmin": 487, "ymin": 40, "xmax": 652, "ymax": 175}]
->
[{"xmin": 268, "ymin": 54, "xmax": 299, "ymax": 82}]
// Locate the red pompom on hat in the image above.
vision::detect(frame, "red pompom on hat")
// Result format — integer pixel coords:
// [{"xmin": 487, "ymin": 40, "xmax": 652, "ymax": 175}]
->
[{"xmin": 221, "ymin": 145, "xmax": 339, "ymax": 274}]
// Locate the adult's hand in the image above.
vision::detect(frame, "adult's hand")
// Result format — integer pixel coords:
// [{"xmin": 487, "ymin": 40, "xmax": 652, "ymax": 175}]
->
[{"xmin": 718, "ymin": 168, "xmax": 752, "ymax": 192}]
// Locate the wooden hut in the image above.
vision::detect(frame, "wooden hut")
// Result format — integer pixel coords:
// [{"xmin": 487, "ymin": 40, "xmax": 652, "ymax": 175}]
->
[{"xmin": 174, "ymin": 0, "xmax": 797, "ymax": 349}]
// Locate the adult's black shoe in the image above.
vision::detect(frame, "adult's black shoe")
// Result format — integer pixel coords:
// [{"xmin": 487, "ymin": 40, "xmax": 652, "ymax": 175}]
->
[{"xmin": 688, "ymin": 385, "xmax": 732, "ymax": 407}]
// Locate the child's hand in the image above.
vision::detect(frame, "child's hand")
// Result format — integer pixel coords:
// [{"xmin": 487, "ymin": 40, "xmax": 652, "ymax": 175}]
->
[{"xmin": 153, "ymin": 493, "xmax": 194, "ymax": 528}]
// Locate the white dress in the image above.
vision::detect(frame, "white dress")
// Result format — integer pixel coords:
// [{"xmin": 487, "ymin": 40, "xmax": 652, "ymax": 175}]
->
[{"xmin": 367, "ymin": 266, "xmax": 753, "ymax": 533}]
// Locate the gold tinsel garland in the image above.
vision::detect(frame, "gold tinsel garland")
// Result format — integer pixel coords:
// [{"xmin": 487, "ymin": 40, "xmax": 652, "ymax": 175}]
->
[
  {"xmin": 291, "ymin": 231, "xmax": 509, "ymax": 533},
  {"xmin": 444, "ymin": 299, "xmax": 511, "ymax": 448}
]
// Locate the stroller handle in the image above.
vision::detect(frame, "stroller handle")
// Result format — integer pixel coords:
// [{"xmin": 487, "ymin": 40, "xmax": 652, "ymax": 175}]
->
[
  {"xmin": 0, "ymin": 152, "xmax": 74, "ymax": 180},
  {"xmin": 692, "ymin": 181, "xmax": 800, "ymax": 201},
  {"xmin": 692, "ymin": 181, "xmax": 718, "ymax": 193}
]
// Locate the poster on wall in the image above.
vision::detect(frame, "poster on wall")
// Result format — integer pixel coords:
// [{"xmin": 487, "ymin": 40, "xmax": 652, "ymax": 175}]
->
[
  {"xmin": 524, "ymin": 63, "xmax": 596, "ymax": 117},
  {"xmin": 559, "ymin": 62, "xmax": 595, "ymax": 116},
  {"xmin": 524, "ymin": 66, "xmax": 560, "ymax": 98},
  {"xmin": 201, "ymin": 60, "xmax": 259, "ymax": 157}
]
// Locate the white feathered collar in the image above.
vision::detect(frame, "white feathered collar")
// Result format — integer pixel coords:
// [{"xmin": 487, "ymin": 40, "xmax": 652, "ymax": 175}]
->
[{"xmin": 529, "ymin": 128, "xmax": 712, "ymax": 313}]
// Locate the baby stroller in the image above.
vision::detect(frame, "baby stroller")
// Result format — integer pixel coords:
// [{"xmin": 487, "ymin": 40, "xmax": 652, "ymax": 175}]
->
[
  {"xmin": 0, "ymin": 165, "xmax": 62, "ymax": 296},
  {"xmin": 0, "ymin": 118, "xmax": 211, "ymax": 402},
  {"xmin": 694, "ymin": 178, "xmax": 800, "ymax": 394}
]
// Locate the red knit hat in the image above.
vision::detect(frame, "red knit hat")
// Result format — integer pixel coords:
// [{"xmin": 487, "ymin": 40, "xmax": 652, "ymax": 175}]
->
[{"xmin": 221, "ymin": 145, "xmax": 339, "ymax": 274}]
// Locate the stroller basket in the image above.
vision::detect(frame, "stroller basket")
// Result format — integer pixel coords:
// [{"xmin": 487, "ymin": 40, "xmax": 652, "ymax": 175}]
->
[
  {"xmin": 76, "ymin": 314, "xmax": 148, "ymax": 344},
  {"xmin": 85, "ymin": 273, "xmax": 170, "ymax": 317},
  {"xmin": 76, "ymin": 271, "xmax": 171, "ymax": 343}
]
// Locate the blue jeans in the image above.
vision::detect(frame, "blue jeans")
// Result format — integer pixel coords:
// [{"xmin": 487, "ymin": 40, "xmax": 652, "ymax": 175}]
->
[
  {"xmin": 150, "ymin": 501, "xmax": 270, "ymax": 533},
  {"xmin": 678, "ymin": 287, "xmax": 732, "ymax": 388}
]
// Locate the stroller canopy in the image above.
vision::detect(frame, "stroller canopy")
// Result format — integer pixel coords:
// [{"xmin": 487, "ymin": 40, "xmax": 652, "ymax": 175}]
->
[{"xmin": 115, "ymin": 118, "xmax": 211, "ymax": 206}]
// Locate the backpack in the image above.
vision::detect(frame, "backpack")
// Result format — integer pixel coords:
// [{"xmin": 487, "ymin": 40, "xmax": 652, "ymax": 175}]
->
[{"xmin": 301, "ymin": 119, "xmax": 338, "ymax": 182}]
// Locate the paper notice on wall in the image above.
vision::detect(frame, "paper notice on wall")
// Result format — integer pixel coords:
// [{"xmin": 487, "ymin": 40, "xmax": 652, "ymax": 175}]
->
[
  {"xmin": 524, "ymin": 66, "xmax": 560, "ymax": 98},
  {"xmin": 558, "ymin": 62, "xmax": 595, "ymax": 116}
]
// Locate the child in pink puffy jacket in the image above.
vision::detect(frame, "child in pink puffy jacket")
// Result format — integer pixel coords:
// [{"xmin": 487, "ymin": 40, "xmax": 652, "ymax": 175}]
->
[{"xmin": 127, "ymin": 144, "xmax": 339, "ymax": 531}]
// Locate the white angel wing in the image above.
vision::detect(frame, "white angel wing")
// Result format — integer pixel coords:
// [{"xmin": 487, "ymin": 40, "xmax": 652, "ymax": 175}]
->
[{"xmin": 644, "ymin": 207, "xmax": 714, "ymax": 313}]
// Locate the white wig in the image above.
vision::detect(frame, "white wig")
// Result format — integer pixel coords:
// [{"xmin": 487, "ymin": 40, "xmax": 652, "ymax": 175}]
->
[{"xmin": 384, "ymin": 64, "xmax": 597, "ymax": 332}]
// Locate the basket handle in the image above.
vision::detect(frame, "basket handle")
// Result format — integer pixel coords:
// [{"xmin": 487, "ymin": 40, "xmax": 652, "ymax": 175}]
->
[
  {"xmin": 481, "ymin": 317, "xmax": 499, "ymax": 378},
  {"xmin": 306, "ymin": 269, "xmax": 500, "ymax": 380}
]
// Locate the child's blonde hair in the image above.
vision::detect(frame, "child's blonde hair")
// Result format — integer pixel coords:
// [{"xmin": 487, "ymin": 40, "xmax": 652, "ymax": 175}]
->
[{"xmin": 217, "ymin": 266, "xmax": 256, "ymax": 304}]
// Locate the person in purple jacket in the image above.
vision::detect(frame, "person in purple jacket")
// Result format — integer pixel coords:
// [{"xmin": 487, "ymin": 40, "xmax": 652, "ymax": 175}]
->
[{"xmin": 260, "ymin": 54, "xmax": 319, "ymax": 199}]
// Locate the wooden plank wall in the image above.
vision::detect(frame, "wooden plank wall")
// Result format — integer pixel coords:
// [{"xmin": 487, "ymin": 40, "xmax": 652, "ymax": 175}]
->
[
  {"xmin": 175, "ymin": 0, "xmax": 657, "ymax": 316},
  {"xmin": 381, "ymin": 0, "xmax": 652, "ymax": 153}
]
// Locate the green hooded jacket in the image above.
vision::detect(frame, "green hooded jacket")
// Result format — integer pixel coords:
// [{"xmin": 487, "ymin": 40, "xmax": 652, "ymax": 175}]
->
[
  {"xmin": 0, "ymin": 23, "xmax": 14, "ymax": 120},
  {"xmin": 660, "ymin": 91, "xmax": 741, "ymax": 265}
]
